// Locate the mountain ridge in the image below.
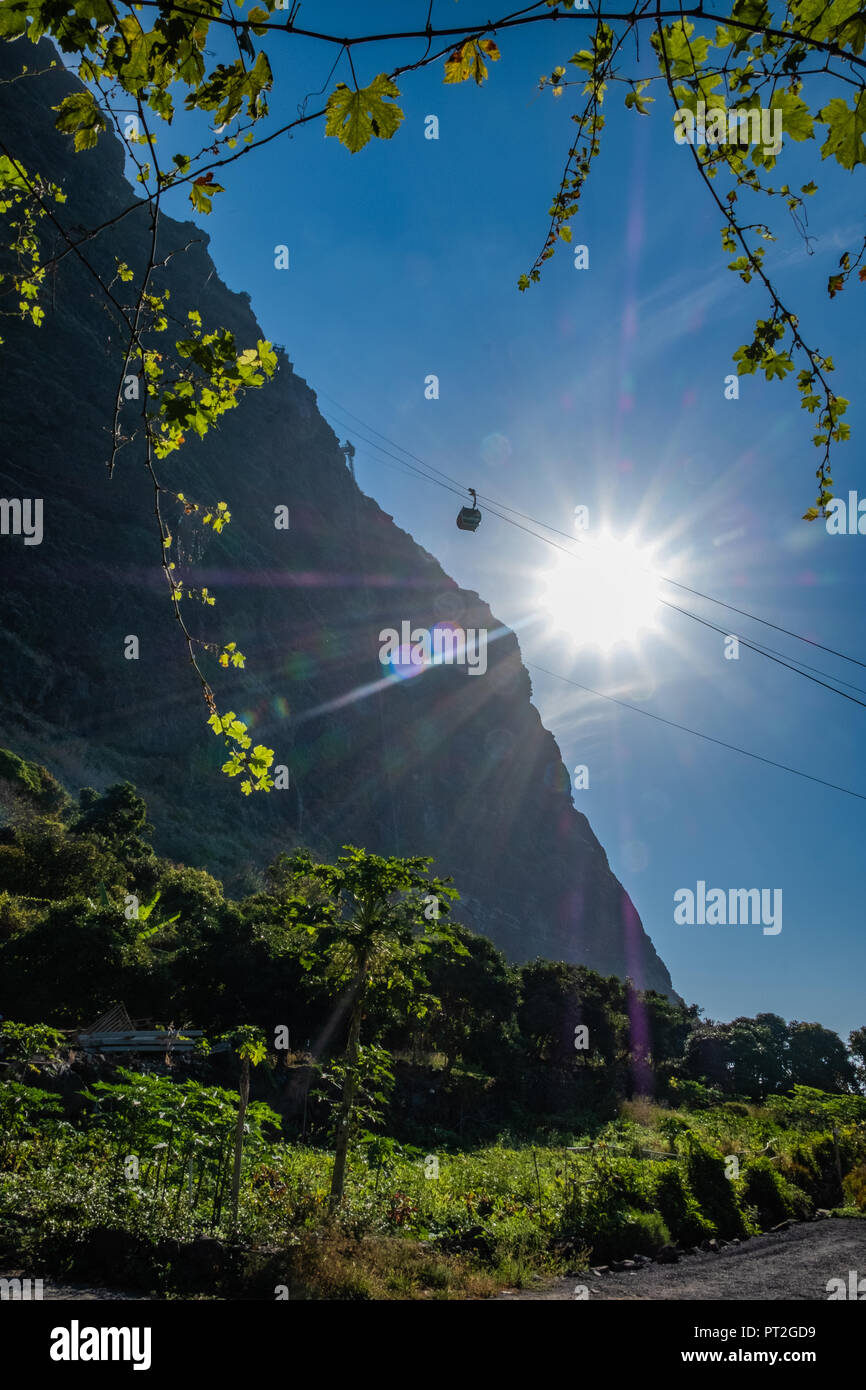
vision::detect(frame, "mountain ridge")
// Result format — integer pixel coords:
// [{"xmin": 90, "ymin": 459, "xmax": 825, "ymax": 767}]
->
[{"xmin": 0, "ymin": 38, "xmax": 677, "ymax": 999}]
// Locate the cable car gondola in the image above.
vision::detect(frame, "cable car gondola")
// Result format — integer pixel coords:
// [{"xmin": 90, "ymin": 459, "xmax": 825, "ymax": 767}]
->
[{"xmin": 456, "ymin": 488, "xmax": 482, "ymax": 532}]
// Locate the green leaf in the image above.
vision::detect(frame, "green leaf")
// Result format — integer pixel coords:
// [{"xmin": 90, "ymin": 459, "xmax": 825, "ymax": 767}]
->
[
  {"xmin": 569, "ymin": 49, "xmax": 595, "ymax": 74},
  {"xmin": 624, "ymin": 80, "xmax": 654, "ymax": 114},
  {"xmin": 816, "ymin": 94, "xmax": 866, "ymax": 169},
  {"xmin": 762, "ymin": 350, "xmax": 794, "ymax": 381},
  {"xmin": 726, "ymin": 0, "xmax": 771, "ymax": 49},
  {"xmin": 792, "ymin": 0, "xmax": 866, "ymax": 54},
  {"xmin": 770, "ymin": 90, "xmax": 813, "ymax": 142},
  {"xmin": 137, "ymin": 890, "xmax": 161, "ymax": 922},
  {"xmin": 186, "ymin": 52, "xmax": 273, "ymax": 125},
  {"xmin": 325, "ymin": 75, "xmax": 403, "ymax": 153},
  {"xmin": 657, "ymin": 20, "xmax": 711, "ymax": 77},
  {"xmin": 189, "ymin": 176, "xmax": 225, "ymax": 214},
  {"xmin": 52, "ymin": 91, "xmax": 107, "ymax": 151},
  {"xmin": 247, "ymin": 5, "xmax": 270, "ymax": 34},
  {"xmin": 0, "ymin": 4, "xmax": 28, "ymax": 39},
  {"xmin": 444, "ymin": 38, "xmax": 501, "ymax": 86},
  {"xmin": 733, "ymin": 345, "xmax": 758, "ymax": 375}
]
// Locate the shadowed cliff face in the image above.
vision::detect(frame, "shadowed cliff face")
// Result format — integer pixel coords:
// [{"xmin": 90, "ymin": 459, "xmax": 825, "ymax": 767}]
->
[{"xmin": 0, "ymin": 40, "xmax": 676, "ymax": 998}]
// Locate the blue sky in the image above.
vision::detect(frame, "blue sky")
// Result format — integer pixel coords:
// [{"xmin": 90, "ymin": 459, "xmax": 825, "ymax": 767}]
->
[{"xmin": 123, "ymin": 2, "xmax": 865, "ymax": 1039}]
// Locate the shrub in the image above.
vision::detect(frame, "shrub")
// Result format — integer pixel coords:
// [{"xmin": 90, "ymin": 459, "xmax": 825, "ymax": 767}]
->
[
  {"xmin": 788, "ymin": 1135, "xmax": 844, "ymax": 1207},
  {"xmin": 658, "ymin": 1114, "xmax": 691, "ymax": 1145},
  {"xmin": 652, "ymin": 1163, "xmax": 714, "ymax": 1246},
  {"xmin": 683, "ymin": 1136, "xmax": 746, "ymax": 1238},
  {"xmin": 670, "ymin": 1079, "xmax": 723, "ymax": 1110},
  {"xmin": 0, "ymin": 749, "xmax": 71, "ymax": 818},
  {"xmin": 0, "ymin": 891, "xmax": 37, "ymax": 941},
  {"xmin": 740, "ymin": 1157, "xmax": 811, "ymax": 1229},
  {"xmin": 587, "ymin": 1208, "xmax": 671, "ymax": 1263},
  {"xmin": 487, "ymin": 1210, "xmax": 549, "ymax": 1264},
  {"xmin": 842, "ymin": 1164, "xmax": 866, "ymax": 1211}
]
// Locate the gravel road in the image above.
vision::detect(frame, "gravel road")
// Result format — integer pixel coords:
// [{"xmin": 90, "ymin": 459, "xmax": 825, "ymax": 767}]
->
[{"xmin": 496, "ymin": 1218, "xmax": 866, "ymax": 1300}]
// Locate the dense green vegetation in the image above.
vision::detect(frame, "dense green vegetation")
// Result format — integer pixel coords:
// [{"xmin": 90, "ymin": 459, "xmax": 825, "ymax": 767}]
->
[
  {"xmin": 1, "ymin": 749, "xmax": 865, "ymax": 1297},
  {"xmin": 2, "ymin": 1059, "xmax": 864, "ymax": 1299}
]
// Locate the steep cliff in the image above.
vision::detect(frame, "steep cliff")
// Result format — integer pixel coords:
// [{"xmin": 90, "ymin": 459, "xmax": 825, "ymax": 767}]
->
[{"xmin": 0, "ymin": 41, "xmax": 676, "ymax": 997}]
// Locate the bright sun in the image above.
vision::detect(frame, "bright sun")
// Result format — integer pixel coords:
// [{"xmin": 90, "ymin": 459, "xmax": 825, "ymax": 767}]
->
[{"xmin": 538, "ymin": 532, "xmax": 661, "ymax": 651}]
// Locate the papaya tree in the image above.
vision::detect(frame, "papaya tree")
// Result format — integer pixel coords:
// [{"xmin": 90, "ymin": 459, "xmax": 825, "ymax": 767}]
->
[
  {"xmin": 217, "ymin": 1023, "xmax": 268, "ymax": 1229},
  {"xmin": 283, "ymin": 846, "xmax": 464, "ymax": 1208}
]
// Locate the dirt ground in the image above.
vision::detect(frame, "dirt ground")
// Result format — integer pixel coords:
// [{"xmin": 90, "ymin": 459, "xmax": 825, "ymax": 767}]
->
[{"xmin": 496, "ymin": 1217, "xmax": 866, "ymax": 1299}]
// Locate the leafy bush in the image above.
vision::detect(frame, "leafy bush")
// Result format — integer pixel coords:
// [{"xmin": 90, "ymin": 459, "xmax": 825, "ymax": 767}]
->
[
  {"xmin": 668, "ymin": 1079, "xmax": 723, "ymax": 1110},
  {"xmin": 0, "ymin": 890, "xmax": 38, "ymax": 940},
  {"xmin": 585, "ymin": 1207, "xmax": 671, "ymax": 1263},
  {"xmin": 652, "ymin": 1163, "xmax": 714, "ymax": 1246},
  {"xmin": 842, "ymin": 1164, "xmax": 866, "ymax": 1211},
  {"xmin": 740, "ymin": 1157, "xmax": 811, "ymax": 1228},
  {"xmin": 787, "ymin": 1134, "xmax": 844, "ymax": 1207},
  {"xmin": 682, "ymin": 1136, "xmax": 746, "ymax": 1239},
  {"xmin": 766, "ymin": 1087, "xmax": 866, "ymax": 1131},
  {"xmin": 658, "ymin": 1113, "xmax": 691, "ymax": 1144}
]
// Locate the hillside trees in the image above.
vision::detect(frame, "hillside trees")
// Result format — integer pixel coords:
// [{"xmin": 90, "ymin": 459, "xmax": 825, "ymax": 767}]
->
[
  {"xmin": 421, "ymin": 924, "xmax": 520, "ymax": 1075},
  {"xmin": 849, "ymin": 1026, "xmax": 866, "ymax": 1094},
  {"xmin": 643, "ymin": 990, "xmax": 699, "ymax": 1075},
  {"xmin": 518, "ymin": 959, "xmax": 627, "ymax": 1069},
  {"xmin": 0, "ymin": 756, "xmax": 862, "ymax": 1112},
  {"xmin": 725, "ymin": 1012, "xmax": 790, "ymax": 1096},
  {"xmin": 787, "ymin": 1020, "xmax": 857, "ymax": 1093},
  {"xmin": 0, "ymin": 748, "xmax": 71, "ymax": 823},
  {"xmin": 72, "ymin": 782, "xmax": 154, "ymax": 860},
  {"xmin": 683, "ymin": 1021, "xmax": 737, "ymax": 1092},
  {"xmin": 0, "ymin": 819, "xmax": 122, "ymax": 902},
  {"xmin": 1, "ymin": 898, "xmax": 146, "ymax": 1021}
]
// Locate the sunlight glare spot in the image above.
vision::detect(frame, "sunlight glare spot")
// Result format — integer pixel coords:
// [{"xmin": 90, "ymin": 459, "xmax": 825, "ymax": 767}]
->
[{"xmin": 538, "ymin": 532, "xmax": 661, "ymax": 651}]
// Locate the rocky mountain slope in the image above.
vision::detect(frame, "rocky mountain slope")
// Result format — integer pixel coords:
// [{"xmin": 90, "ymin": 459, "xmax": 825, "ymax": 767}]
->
[{"xmin": 0, "ymin": 39, "xmax": 675, "ymax": 997}]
